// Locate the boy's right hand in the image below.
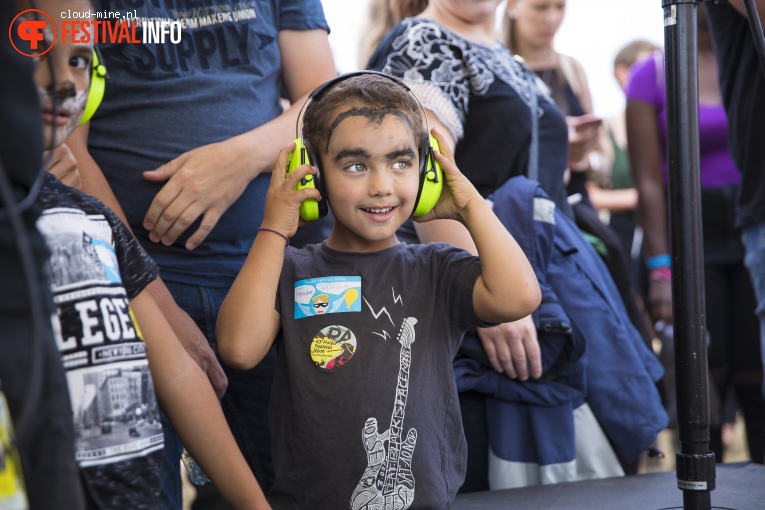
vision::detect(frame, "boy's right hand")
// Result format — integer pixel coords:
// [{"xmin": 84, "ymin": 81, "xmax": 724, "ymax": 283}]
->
[{"xmin": 260, "ymin": 142, "xmax": 322, "ymax": 239}]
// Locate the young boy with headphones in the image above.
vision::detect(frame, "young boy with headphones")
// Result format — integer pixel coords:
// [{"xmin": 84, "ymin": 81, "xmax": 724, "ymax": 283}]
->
[
  {"xmin": 217, "ymin": 72, "xmax": 541, "ymax": 509},
  {"xmin": 22, "ymin": 1, "xmax": 270, "ymax": 507}
]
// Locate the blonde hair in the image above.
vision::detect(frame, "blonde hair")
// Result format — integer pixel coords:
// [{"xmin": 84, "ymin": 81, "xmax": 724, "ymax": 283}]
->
[
  {"xmin": 358, "ymin": 0, "xmax": 429, "ymax": 67},
  {"xmin": 613, "ymin": 39, "xmax": 660, "ymax": 71}
]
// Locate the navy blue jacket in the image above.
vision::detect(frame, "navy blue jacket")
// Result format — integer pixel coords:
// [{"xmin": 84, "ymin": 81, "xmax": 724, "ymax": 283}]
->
[{"xmin": 455, "ymin": 176, "xmax": 667, "ymax": 466}]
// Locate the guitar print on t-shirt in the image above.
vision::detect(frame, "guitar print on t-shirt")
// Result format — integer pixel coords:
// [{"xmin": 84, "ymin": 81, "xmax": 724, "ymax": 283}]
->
[{"xmin": 350, "ymin": 316, "xmax": 418, "ymax": 510}]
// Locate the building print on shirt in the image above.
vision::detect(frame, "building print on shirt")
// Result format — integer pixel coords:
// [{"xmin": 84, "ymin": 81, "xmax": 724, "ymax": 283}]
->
[
  {"xmin": 37, "ymin": 207, "xmax": 163, "ymax": 468},
  {"xmin": 350, "ymin": 316, "xmax": 418, "ymax": 510}
]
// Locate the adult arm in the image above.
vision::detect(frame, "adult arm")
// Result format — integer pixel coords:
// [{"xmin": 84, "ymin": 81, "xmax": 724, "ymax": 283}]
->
[
  {"xmin": 67, "ymin": 126, "xmax": 229, "ymax": 398},
  {"xmin": 728, "ymin": 0, "xmax": 765, "ymax": 24},
  {"xmin": 130, "ymin": 291, "xmax": 271, "ymax": 510},
  {"xmin": 626, "ymin": 98, "xmax": 672, "ymax": 323},
  {"xmin": 141, "ymin": 29, "xmax": 337, "ymax": 250},
  {"xmin": 585, "ymin": 182, "xmax": 638, "ymax": 214}
]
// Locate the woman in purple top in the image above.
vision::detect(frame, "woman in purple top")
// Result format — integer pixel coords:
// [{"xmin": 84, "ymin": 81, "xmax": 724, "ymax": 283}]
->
[{"xmin": 626, "ymin": 9, "xmax": 764, "ymax": 464}]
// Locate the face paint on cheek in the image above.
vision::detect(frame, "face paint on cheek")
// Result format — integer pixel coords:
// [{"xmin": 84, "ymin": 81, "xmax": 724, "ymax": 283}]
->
[
  {"xmin": 36, "ymin": 85, "xmax": 51, "ymax": 106},
  {"xmin": 60, "ymin": 89, "xmax": 88, "ymax": 136},
  {"xmin": 37, "ymin": 87, "xmax": 88, "ymax": 146}
]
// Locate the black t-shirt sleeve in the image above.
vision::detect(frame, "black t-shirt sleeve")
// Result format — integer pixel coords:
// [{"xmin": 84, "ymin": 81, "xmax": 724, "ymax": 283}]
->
[
  {"xmin": 706, "ymin": 2, "xmax": 765, "ymax": 228},
  {"xmin": 429, "ymin": 243, "xmax": 494, "ymax": 330},
  {"xmin": 104, "ymin": 207, "xmax": 159, "ymax": 300}
]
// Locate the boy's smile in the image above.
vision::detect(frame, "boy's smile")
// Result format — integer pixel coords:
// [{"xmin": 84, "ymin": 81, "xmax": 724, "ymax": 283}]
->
[{"xmin": 322, "ymin": 112, "xmax": 421, "ymax": 253}]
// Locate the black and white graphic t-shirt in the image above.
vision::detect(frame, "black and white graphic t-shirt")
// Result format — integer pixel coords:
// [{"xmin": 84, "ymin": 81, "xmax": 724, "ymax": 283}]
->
[
  {"xmin": 36, "ymin": 173, "xmax": 162, "ymax": 509},
  {"xmin": 270, "ymin": 242, "xmax": 491, "ymax": 509}
]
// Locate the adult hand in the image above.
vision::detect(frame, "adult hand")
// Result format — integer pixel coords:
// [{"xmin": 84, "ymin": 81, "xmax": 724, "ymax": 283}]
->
[
  {"xmin": 182, "ymin": 329, "xmax": 228, "ymax": 400},
  {"xmin": 566, "ymin": 116, "xmax": 599, "ymax": 171},
  {"xmin": 142, "ymin": 136, "xmax": 258, "ymax": 251},
  {"xmin": 476, "ymin": 315, "xmax": 542, "ymax": 381},
  {"xmin": 44, "ymin": 143, "xmax": 81, "ymax": 189},
  {"xmin": 647, "ymin": 279, "xmax": 673, "ymax": 325}
]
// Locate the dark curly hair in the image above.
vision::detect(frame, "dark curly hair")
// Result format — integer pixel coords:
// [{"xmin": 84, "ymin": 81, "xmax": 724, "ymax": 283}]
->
[{"xmin": 302, "ymin": 73, "xmax": 426, "ymax": 163}]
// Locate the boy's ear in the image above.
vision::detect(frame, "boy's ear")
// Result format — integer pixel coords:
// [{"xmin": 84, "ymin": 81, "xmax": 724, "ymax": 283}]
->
[{"xmin": 79, "ymin": 49, "xmax": 107, "ymax": 126}]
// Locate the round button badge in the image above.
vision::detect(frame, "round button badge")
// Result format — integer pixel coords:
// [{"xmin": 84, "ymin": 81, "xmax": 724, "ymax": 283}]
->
[{"xmin": 310, "ymin": 325, "xmax": 357, "ymax": 370}]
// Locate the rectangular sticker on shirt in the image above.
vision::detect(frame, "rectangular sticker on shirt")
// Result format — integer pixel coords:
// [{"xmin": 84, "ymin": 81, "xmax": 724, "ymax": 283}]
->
[{"xmin": 294, "ymin": 276, "xmax": 361, "ymax": 319}]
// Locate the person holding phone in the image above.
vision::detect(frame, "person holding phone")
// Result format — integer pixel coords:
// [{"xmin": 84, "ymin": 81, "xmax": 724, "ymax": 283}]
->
[
  {"xmin": 503, "ymin": 0, "xmax": 610, "ymax": 204},
  {"xmin": 502, "ymin": 1, "xmax": 653, "ymax": 402}
]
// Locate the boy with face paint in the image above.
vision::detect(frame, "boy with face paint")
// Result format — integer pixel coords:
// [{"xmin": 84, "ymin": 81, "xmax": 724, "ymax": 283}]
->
[
  {"xmin": 217, "ymin": 73, "xmax": 541, "ymax": 509},
  {"xmin": 27, "ymin": 1, "xmax": 271, "ymax": 508},
  {"xmin": 21, "ymin": 0, "xmax": 89, "ymax": 189}
]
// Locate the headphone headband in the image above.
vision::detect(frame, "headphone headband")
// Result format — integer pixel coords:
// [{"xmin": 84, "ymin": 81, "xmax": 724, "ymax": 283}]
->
[
  {"xmin": 295, "ymin": 71, "xmax": 429, "ymax": 140},
  {"xmin": 309, "ymin": 71, "xmax": 411, "ymax": 100}
]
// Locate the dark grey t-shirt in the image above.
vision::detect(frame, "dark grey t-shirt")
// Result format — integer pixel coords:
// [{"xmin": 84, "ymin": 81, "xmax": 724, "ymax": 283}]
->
[
  {"xmin": 270, "ymin": 242, "xmax": 488, "ymax": 509},
  {"xmin": 87, "ymin": 0, "xmax": 329, "ymax": 287}
]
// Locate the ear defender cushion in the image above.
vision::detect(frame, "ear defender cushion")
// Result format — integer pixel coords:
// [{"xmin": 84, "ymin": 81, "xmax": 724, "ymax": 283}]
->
[
  {"xmin": 79, "ymin": 49, "xmax": 107, "ymax": 126},
  {"xmin": 411, "ymin": 134, "xmax": 444, "ymax": 217},
  {"xmin": 287, "ymin": 138, "xmax": 328, "ymax": 221}
]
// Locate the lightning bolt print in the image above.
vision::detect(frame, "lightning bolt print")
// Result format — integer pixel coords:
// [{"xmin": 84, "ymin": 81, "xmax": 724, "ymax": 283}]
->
[
  {"xmin": 372, "ymin": 330, "xmax": 392, "ymax": 341},
  {"xmin": 364, "ymin": 297, "xmax": 395, "ymax": 327},
  {"xmin": 392, "ymin": 287, "xmax": 403, "ymax": 306}
]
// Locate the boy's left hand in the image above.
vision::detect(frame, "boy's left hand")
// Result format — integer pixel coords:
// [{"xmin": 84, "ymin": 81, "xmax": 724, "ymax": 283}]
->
[
  {"xmin": 412, "ymin": 128, "xmax": 480, "ymax": 224},
  {"xmin": 44, "ymin": 143, "xmax": 82, "ymax": 189}
]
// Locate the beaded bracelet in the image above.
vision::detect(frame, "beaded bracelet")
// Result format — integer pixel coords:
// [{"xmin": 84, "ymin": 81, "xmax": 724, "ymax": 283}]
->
[
  {"xmin": 257, "ymin": 227, "xmax": 289, "ymax": 246},
  {"xmin": 646, "ymin": 253, "xmax": 671, "ymax": 270}
]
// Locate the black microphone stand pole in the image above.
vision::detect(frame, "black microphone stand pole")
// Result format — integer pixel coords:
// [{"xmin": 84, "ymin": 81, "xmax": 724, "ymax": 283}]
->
[{"xmin": 661, "ymin": 1, "xmax": 716, "ymax": 509}]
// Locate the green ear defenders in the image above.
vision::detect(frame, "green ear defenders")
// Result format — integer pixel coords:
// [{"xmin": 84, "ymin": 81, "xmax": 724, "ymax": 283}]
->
[
  {"xmin": 286, "ymin": 71, "xmax": 444, "ymax": 221},
  {"xmin": 79, "ymin": 47, "xmax": 107, "ymax": 126}
]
